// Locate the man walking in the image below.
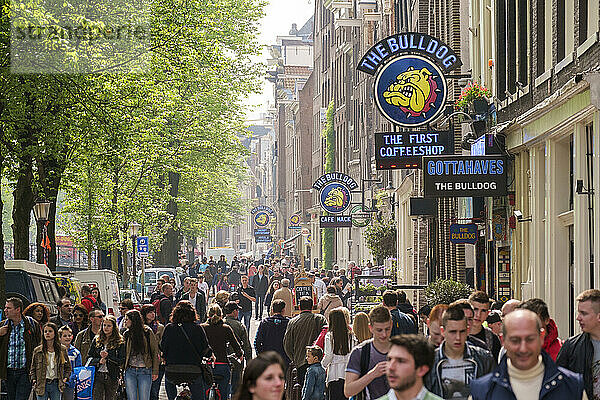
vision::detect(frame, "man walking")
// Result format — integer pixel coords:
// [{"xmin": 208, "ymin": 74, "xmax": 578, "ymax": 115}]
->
[
  {"xmin": 80, "ymin": 285, "xmax": 99, "ymax": 313},
  {"xmin": 150, "ymin": 278, "xmax": 165, "ymax": 302},
  {"xmin": 0, "ymin": 297, "xmax": 41, "ymax": 400},
  {"xmin": 255, "ymin": 299, "xmax": 291, "ymax": 365},
  {"xmin": 50, "ymin": 297, "xmax": 73, "ymax": 327},
  {"xmin": 224, "ymin": 302, "xmax": 252, "ymax": 395},
  {"xmin": 273, "ymin": 278, "xmax": 294, "ymax": 317},
  {"xmin": 469, "ymin": 291, "xmax": 502, "ymax": 360},
  {"xmin": 181, "ymin": 278, "xmax": 207, "ymax": 323},
  {"xmin": 425, "ymin": 304, "xmax": 494, "ymax": 399},
  {"xmin": 252, "ymin": 265, "xmax": 269, "ymax": 320},
  {"xmin": 471, "ymin": 309, "xmax": 586, "ymax": 400},
  {"xmin": 237, "ymin": 275, "xmax": 256, "ymax": 332},
  {"xmin": 517, "ymin": 298, "xmax": 563, "ymax": 360},
  {"xmin": 382, "ymin": 290, "xmax": 417, "ymax": 335},
  {"xmin": 284, "ymin": 297, "xmax": 327, "ymax": 385},
  {"xmin": 155, "ymin": 283, "xmax": 174, "ymax": 325},
  {"xmin": 557, "ymin": 289, "xmax": 600, "ymax": 400},
  {"xmin": 377, "ymin": 335, "xmax": 443, "ymax": 400},
  {"xmin": 74, "ymin": 308, "xmax": 104, "ymax": 361}
]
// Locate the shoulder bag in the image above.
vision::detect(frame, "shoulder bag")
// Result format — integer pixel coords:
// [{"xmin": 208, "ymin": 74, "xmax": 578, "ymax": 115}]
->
[{"xmin": 164, "ymin": 324, "xmax": 213, "ymax": 386}]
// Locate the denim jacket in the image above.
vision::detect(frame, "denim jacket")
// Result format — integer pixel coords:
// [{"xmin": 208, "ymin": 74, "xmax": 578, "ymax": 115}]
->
[{"xmin": 302, "ymin": 362, "xmax": 326, "ymax": 400}]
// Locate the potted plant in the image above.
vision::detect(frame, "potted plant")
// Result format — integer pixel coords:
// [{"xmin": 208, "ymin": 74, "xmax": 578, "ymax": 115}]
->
[{"xmin": 456, "ymin": 82, "xmax": 492, "ymax": 116}]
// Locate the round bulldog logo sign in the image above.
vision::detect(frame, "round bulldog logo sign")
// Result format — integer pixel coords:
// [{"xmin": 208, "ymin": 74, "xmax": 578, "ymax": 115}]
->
[
  {"xmin": 254, "ymin": 211, "xmax": 270, "ymax": 227},
  {"xmin": 320, "ymin": 182, "xmax": 351, "ymax": 214},
  {"xmin": 374, "ymin": 55, "xmax": 447, "ymax": 127}
]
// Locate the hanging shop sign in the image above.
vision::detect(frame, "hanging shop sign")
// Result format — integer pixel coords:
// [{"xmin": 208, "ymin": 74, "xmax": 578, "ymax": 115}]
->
[
  {"xmin": 350, "ymin": 205, "xmax": 371, "ymax": 227},
  {"xmin": 320, "ymin": 215, "xmax": 352, "ymax": 228},
  {"xmin": 497, "ymin": 247, "xmax": 512, "ymax": 303},
  {"xmin": 254, "ymin": 228, "xmax": 270, "ymax": 236},
  {"xmin": 255, "ymin": 234, "xmax": 272, "ymax": 243},
  {"xmin": 289, "ymin": 214, "xmax": 301, "ymax": 229},
  {"xmin": 423, "ymin": 155, "xmax": 507, "ymax": 198},
  {"xmin": 358, "ymin": 33, "xmax": 462, "ymax": 128},
  {"xmin": 251, "ymin": 205, "xmax": 275, "ymax": 228},
  {"xmin": 375, "ymin": 130, "xmax": 454, "ymax": 169},
  {"xmin": 449, "ymin": 223, "xmax": 478, "ymax": 244},
  {"xmin": 251, "ymin": 205, "xmax": 275, "ymax": 215},
  {"xmin": 312, "ymin": 173, "xmax": 358, "ymax": 214}
]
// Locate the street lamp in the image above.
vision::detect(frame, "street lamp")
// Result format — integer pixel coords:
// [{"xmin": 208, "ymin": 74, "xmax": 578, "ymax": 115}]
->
[
  {"xmin": 128, "ymin": 222, "xmax": 141, "ymax": 289},
  {"xmin": 33, "ymin": 199, "xmax": 51, "ymax": 265}
]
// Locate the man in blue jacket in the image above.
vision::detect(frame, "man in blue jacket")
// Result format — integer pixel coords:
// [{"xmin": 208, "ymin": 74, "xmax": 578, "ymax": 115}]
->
[
  {"xmin": 470, "ymin": 309, "xmax": 586, "ymax": 400},
  {"xmin": 254, "ymin": 299, "xmax": 290, "ymax": 366}
]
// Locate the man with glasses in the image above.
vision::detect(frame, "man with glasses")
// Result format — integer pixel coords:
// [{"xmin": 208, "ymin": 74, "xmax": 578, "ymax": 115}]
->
[
  {"xmin": 50, "ymin": 298, "xmax": 73, "ymax": 327},
  {"xmin": 0, "ymin": 297, "xmax": 41, "ymax": 400},
  {"xmin": 74, "ymin": 309, "xmax": 104, "ymax": 360}
]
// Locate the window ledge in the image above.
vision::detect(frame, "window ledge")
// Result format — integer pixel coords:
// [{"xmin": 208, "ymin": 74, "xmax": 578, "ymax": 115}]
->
[
  {"xmin": 557, "ymin": 209, "xmax": 574, "ymax": 227},
  {"xmin": 535, "ymin": 69, "xmax": 552, "ymax": 87},
  {"xmin": 554, "ymin": 53, "xmax": 574, "ymax": 74},
  {"xmin": 577, "ymin": 32, "xmax": 599, "ymax": 58}
]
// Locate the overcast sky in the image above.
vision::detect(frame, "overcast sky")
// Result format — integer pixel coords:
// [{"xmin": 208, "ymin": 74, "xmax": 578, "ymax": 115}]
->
[{"xmin": 246, "ymin": 0, "xmax": 314, "ymax": 122}]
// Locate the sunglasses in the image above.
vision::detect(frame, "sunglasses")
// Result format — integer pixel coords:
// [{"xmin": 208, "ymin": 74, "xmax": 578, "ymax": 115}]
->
[{"xmin": 74, "ymin": 313, "xmax": 84, "ymax": 318}]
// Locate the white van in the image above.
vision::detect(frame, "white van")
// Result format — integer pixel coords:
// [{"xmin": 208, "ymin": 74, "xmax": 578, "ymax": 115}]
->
[
  {"xmin": 205, "ymin": 247, "xmax": 237, "ymax": 263},
  {"xmin": 72, "ymin": 270, "xmax": 121, "ymax": 317},
  {"xmin": 137, "ymin": 267, "xmax": 183, "ymax": 300}
]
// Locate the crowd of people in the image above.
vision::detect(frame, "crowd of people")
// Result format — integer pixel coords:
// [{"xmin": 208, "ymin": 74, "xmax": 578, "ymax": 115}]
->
[{"xmin": 1, "ymin": 253, "xmax": 600, "ymax": 400}]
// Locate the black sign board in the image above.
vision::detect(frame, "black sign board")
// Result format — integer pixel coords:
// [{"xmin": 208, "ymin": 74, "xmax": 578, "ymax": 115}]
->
[
  {"xmin": 409, "ymin": 198, "xmax": 438, "ymax": 216},
  {"xmin": 375, "ymin": 131, "xmax": 454, "ymax": 169},
  {"xmin": 254, "ymin": 228, "xmax": 270, "ymax": 235},
  {"xmin": 423, "ymin": 155, "xmax": 507, "ymax": 198},
  {"xmin": 320, "ymin": 215, "xmax": 352, "ymax": 228},
  {"xmin": 357, "ymin": 32, "xmax": 462, "ymax": 75},
  {"xmin": 294, "ymin": 285, "xmax": 313, "ymax": 305},
  {"xmin": 254, "ymin": 235, "xmax": 272, "ymax": 243}
]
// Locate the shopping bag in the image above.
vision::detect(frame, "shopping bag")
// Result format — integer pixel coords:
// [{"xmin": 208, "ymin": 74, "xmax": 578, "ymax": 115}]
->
[{"xmin": 73, "ymin": 365, "xmax": 95, "ymax": 400}]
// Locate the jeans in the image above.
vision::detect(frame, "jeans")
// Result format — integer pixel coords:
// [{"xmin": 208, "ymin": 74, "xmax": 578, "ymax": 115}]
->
[
  {"xmin": 230, "ymin": 364, "xmax": 243, "ymax": 397},
  {"xmin": 35, "ymin": 379, "xmax": 60, "ymax": 400},
  {"xmin": 327, "ymin": 379, "xmax": 346, "ymax": 400},
  {"xmin": 255, "ymin": 293, "xmax": 266, "ymax": 319},
  {"xmin": 6, "ymin": 368, "xmax": 32, "ymax": 400},
  {"xmin": 124, "ymin": 367, "xmax": 152, "ymax": 400},
  {"xmin": 211, "ymin": 364, "xmax": 231, "ymax": 400},
  {"xmin": 239, "ymin": 310, "xmax": 252, "ymax": 333},
  {"xmin": 92, "ymin": 372, "xmax": 119, "ymax": 400},
  {"xmin": 164, "ymin": 376, "xmax": 205, "ymax": 400},
  {"xmin": 150, "ymin": 364, "xmax": 165, "ymax": 400}
]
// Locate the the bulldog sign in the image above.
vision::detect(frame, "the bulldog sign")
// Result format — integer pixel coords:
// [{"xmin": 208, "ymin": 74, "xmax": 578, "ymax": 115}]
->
[{"xmin": 358, "ymin": 32, "xmax": 462, "ymax": 128}]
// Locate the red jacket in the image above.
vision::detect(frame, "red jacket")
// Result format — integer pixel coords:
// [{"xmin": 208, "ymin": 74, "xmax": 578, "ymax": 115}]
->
[
  {"xmin": 81, "ymin": 295, "xmax": 98, "ymax": 313},
  {"xmin": 543, "ymin": 318, "xmax": 563, "ymax": 361}
]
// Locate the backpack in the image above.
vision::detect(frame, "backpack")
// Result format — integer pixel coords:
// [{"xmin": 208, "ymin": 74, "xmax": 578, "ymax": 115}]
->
[
  {"xmin": 356, "ymin": 340, "xmax": 372, "ymax": 400},
  {"xmin": 152, "ymin": 297, "xmax": 166, "ymax": 321}
]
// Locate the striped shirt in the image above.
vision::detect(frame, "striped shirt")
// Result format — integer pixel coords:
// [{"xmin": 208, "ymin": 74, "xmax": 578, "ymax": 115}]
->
[{"xmin": 7, "ymin": 319, "xmax": 27, "ymax": 369}]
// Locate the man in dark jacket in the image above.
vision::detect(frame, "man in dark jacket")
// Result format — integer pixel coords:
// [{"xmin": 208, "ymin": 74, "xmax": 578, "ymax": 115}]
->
[
  {"xmin": 252, "ymin": 265, "xmax": 270, "ymax": 320},
  {"xmin": 382, "ymin": 290, "xmax": 417, "ymax": 335},
  {"xmin": 180, "ymin": 278, "xmax": 206, "ymax": 323},
  {"xmin": 425, "ymin": 304, "xmax": 494, "ymax": 399},
  {"xmin": 50, "ymin": 297, "xmax": 73, "ymax": 327},
  {"xmin": 224, "ymin": 302, "xmax": 252, "ymax": 396},
  {"xmin": 397, "ymin": 290, "xmax": 418, "ymax": 324},
  {"xmin": 557, "ymin": 288, "xmax": 600, "ymax": 400},
  {"xmin": 157, "ymin": 283, "xmax": 174, "ymax": 325},
  {"xmin": 471, "ymin": 309, "xmax": 585, "ymax": 400},
  {"xmin": 255, "ymin": 299, "xmax": 290, "ymax": 365},
  {"xmin": 0, "ymin": 297, "xmax": 41, "ymax": 400}
]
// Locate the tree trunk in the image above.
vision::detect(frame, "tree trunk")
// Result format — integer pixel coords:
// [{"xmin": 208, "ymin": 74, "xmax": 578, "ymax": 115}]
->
[
  {"xmin": 12, "ymin": 164, "xmax": 34, "ymax": 260},
  {"xmin": 156, "ymin": 171, "xmax": 180, "ymax": 266}
]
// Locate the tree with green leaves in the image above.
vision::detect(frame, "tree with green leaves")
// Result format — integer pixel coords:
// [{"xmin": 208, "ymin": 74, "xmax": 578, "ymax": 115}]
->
[{"xmin": 321, "ymin": 100, "xmax": 334, "ymax": 269}]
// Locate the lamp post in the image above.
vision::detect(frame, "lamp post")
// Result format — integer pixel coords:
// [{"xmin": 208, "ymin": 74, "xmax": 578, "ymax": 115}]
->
[
  {"xmin": 128, "ymin": 222, "xmax": 141, "ymax": 290},
  {"xmin": 33, "ymin": 199, "xmax": 51, "ymax": 265}
]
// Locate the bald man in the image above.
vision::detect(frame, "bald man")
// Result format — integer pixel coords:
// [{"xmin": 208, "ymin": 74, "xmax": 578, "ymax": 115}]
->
[
  {"xmin": 501, "ymin": 299, "xmax": 522, "ymax": 318},
  {"xmin": 470, "ymin": 309, "xmax": 587, "ymax": 400}
]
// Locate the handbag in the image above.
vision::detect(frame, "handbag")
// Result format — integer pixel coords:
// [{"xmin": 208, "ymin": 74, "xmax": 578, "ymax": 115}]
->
[{"xmin": 165, "ymin": 324, "xmax": 213, "ymax": 386}]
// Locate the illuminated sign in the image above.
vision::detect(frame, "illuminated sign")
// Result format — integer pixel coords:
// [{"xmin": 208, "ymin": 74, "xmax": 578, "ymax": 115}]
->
[
  {"xmin": 313, "ymin": 173, "xmax": 358, "ymax": 214},
  {"xmin": 449, "ymin": 223, "xmax": 478, "ymax": 244},
  {"xmin": 375, "ymin": 130, "xmax": 454, "ymax": 169},
  {"xmin": 423, "ymin": 155, "xmax": 507, "ymax": 198}
]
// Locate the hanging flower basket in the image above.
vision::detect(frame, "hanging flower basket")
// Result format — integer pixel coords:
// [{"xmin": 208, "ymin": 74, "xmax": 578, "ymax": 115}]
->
[{"xmin": 456, "ymin": 82, "xmax": 492, "ymax": 114}]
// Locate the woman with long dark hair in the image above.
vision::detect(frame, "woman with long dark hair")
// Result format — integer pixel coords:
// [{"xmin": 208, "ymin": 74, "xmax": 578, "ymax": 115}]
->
[
  {"xmin": 91, "ymin": 287, "xmax": 107, "ymax": 314},
  {"xmin": 161, "ymin": 300, "xmax": 213, "ymax": 400},
  {"xmin": 232, "ymin": 351, "xmax": 285, "ymax": 400},
  {"xmin": 141, "ymin": 304, "xmax": 165, "ymax": 400},
  {"xmin": 69, "ymin": 304, "xmax": 89, "ymax": 338},
  {"xmin": 87, "ymin": 315, "xmax": 125, "ymax": 400},
  {"xmin": 30, "ymin": 322, "xmax": 72, "ymax": 400},
  {"xmin": 202, "ymin": 304, "xmax": 243, "ymax": 400},
  {"xmin": 123, "ymin": 309, "xmax": 160, "ymax": 400},
  {"xmin": 322, "ymin": 307, "xmax": 356, "ymax": 400},
  {"xmin": 264, "ymin": 280, "xmax": 280, "ymax": 314}
]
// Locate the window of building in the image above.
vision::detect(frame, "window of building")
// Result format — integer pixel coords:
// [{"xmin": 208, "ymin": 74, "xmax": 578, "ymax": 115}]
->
[
  {"xmin": 496, "ymin": 0, "xmax": 507, "ymax": 100},
  {"xmin": 536, "ymin": 0, "xmax": 545, "ymax": 76},
  {"xmin": 556, "ymin": 0, "xmax": 575, "ymax": 62},
  {"xmin": 517, "ymin": 0, "xmax": 529, "ymax": 86}
]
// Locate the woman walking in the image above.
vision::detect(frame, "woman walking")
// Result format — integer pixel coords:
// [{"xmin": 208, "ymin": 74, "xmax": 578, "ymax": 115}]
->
[
  {"xmin": 141, "ymin": 304, "xmax": 166, "ymax": 400},
  {"xmin": 91, "ymin": 287, "xmax": 108, "ymax": 314},
  {"xmin": 123, "ymin": 309, "xmax": 160, "ymax": 400},
  {"xmin": 232, "ymin": 351, "xmax": 285, "ymax": 400},
  {"xmin": 24, "ymin": 302, "xmax": 51, "ymax": 336},
  {"xmin": 30, "ymin": 322, "xmax": 72, "ymax": 400},
  {"xmin": 161, "ymin": 300, "xmax": 213, "ymax": 400},
  {"xmin": 322, "ymin": 308, "xmax": 356, "ymax": 400},
  {"xmin": 69, "ymin": 304, "xmax": 89, "ymax": 338},
  {"xmin": 202, "ymin": 304, "xmax": 243, "ymax": 400},
  {"xmin": 87, "ymin": 315, "xmax": 125, "ymax": 400},
  {"xmin": 264, "ymin": 280, "xmax": 280, "ymax": 314}
]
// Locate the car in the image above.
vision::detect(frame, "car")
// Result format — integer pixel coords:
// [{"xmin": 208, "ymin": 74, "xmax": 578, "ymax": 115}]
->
[{"xmin": 5, "ymin": 260, "xmax": 62, "ymax": 316}]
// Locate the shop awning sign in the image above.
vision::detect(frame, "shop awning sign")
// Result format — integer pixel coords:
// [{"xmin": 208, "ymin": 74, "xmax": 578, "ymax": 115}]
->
[{"xmin": 423, "ymin": 155, "xmax": 507, "ymax": 198}]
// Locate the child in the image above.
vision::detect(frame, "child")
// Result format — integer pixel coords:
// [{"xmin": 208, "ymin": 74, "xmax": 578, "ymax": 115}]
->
[
  {"xmin": 59, "ymin": 325, "xmax": 82, "ymax": 400},
  {"xmin": 30, "ymin": 322, "xmax": 72, "ymax": 400},
  {"xmin": 302, "ymin": 345, "xmax": 326, "ymax": 400}
]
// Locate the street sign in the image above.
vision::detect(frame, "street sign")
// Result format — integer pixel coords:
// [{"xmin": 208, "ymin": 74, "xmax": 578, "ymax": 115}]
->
[
  {"xmin": 254, "ymin": 228, "xmax": 270, "ymax": 235},
  {"xmin": 136, "ymin": 236, "xmax": 149, "ymax": 257},
  {"xmin": 350, "ymin": 205, "xmax": 371, "ymax": 227},
  {"xmin": 312, "ymin": 173, "xmax": 359, "ymax": 214}
]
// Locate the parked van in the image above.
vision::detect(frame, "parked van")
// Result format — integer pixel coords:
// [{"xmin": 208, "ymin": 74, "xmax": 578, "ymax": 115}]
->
[
  {"xmin": 5, "ymin": 260, "xmax": 62, "ymax": 315},
  {"xmin": 137, "ymin": 267, "xmax": 183, "ymax": 300},
  {"xmin": 71, "ymin": 270, "xmax": 121, "ymax": 317},
  {"xmin": 205, "ymin": 247, "xmax": 237, "ymax": 263}
]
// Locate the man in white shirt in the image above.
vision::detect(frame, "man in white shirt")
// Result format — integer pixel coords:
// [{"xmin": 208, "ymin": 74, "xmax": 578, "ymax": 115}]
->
[
  {"xmin": 197, "ymin": 274, "xmax": 209, "ymax": 300},
  {"xmin": 312, "ymin": 272, "xmax": 327, "ymax": 302}
]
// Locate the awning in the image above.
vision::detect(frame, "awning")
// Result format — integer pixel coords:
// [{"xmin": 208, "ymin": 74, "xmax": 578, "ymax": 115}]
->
[{"xmin": 283, "ymin": 232, "xmax": 302, "ymax": 245}]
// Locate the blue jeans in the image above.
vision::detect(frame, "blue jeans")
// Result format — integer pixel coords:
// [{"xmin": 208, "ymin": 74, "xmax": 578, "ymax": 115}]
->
[
  {"xmin": 6, "ymin": 368, "xmax": 32, "ymax": 400},
  {"xmin": 124, "ymin": 367, "xmax": 152, "ymax": 400},
  {"xmin": 36, "ymin": 379, "xmax": 60, "ymax": 400},
  {"xmin": 164, "ymin": 376, "xmax": 205, "ymax": 400},
  {"xmin": 211, "ymin": 364, "xmax": 231, "ymax": 400},
  {"xmin": 239, "ymin": 310, "xmax": 252, "ymax": 333},
  {"xmin": 150, "ymin": 364, "xmax": 165, "ymax": 400}
]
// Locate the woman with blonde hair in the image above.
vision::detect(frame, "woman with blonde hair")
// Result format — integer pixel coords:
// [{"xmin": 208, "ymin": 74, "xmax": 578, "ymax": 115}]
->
[
  {"xmin": 212, "ymin": 290, "xmax": 230, "ymax": 310},
  {"xmin": 352, "ymin": 312, "xmax": 371, "ymax": 343},
  {"xmin": 87, "ymin": 315, "xmax": 125, "ymax": 400},
  {"xmin": 30, "ymin": 322, "xmax": 72, "ymax": 400},
  {"xmin": 201, "ymin": 304, "xmax": 243, "ymax": 399}
]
